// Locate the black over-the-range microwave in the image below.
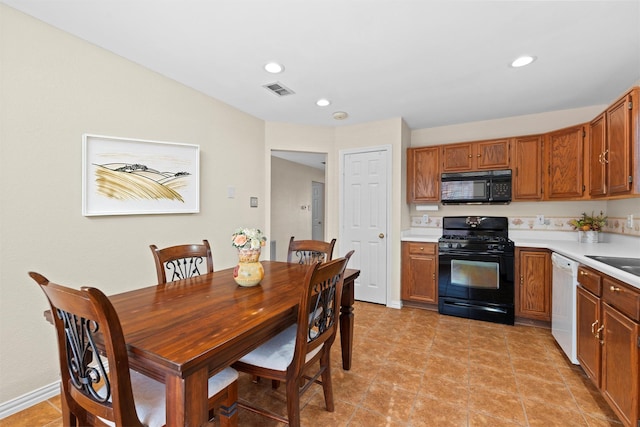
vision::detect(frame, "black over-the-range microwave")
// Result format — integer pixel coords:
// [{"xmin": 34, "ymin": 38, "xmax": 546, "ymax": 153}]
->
[{"xmin": 440, "ymin": 169, "xmax": 512, "ymax": 204}]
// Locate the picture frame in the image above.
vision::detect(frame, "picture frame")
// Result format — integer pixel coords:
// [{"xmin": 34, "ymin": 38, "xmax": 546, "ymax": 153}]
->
[{"xmin": 82, "ymin": 134, "xmax": 200, "ymax": 216}]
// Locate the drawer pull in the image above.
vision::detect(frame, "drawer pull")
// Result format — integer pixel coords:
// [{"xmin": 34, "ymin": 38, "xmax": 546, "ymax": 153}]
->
[
  {"xmin": 420, "ymin": 247, "xmax": 424, "ymax": 251},
  {"xmin": 609, "ymin": 286, "xmax": 620, "ymax": 292},
  {"xmin": 579, "ymin": 270, "xmax": 588, "ymax": 276}
]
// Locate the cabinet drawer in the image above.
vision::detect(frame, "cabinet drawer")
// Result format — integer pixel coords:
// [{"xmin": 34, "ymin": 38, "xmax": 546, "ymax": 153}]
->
[
  {"xmin": 406, "ymin": 242, "xmax": 436, "ymax": 255},
  {"xmin": 603, "ymin": 277, "xmax": 640, "ymax": 321},
  {"xmin": 578, "ymin": 266, "xmax": 602, "ymax": 296}
]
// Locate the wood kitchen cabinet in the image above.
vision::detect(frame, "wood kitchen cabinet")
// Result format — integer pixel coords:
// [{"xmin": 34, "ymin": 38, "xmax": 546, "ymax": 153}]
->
[
  {"xmin": 576, "ymin": 265, "xmax": 640, "ymax": 427},
  {"xmin": 441, "ymin": 138, "xmax": 510, "ymax": 172},
  {"xmin": 513, "ymin": 134, "xmax": 544, "ymax": 200},
  {"xmin": 545, "ymin": 124, "xmax": 587, "ymax": 200},
  {"xmin": 407, "ymin": 146, "xmax": 440, "ymax": 203},
  {"xmin": 401, "ymin": 242, "xmax": 438, "ymax": 304},
  {"xmin": 515, "ymin": 248, "xmax": 551, "ymax": 321},
  {"xmin": 589, "ymin": 88, "xmax": 640, "ymax": 198}
]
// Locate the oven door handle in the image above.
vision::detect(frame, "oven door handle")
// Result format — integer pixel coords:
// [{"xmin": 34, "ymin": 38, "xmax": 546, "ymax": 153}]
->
[{"xmin": 442, "ymin": 300, "xmax": 508, "ymax": 314}]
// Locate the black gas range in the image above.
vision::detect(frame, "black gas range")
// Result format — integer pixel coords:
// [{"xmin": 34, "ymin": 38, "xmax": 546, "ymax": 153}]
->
[{"xmin": 438, "ymin": 216, "xmax": 515, "ymax": 325}]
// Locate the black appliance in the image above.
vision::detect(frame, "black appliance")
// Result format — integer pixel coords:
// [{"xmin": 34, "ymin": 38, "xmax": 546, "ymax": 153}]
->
[
  {"xmin": 441, "ymin": 169, "xmax": 512, "ymax": 204},
  {"xmin": 438, "ymin": 216, "xmax": 515, "ymax": 325}
]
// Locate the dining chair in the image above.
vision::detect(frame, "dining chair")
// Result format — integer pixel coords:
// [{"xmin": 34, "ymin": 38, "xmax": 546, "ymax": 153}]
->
[
  {"xmin": 29, "ymin": 272, "xmax": 239, "ymax": 427},
  {"xmin": 287, "ymin": 236, "xmax": 336, "ymax": 265},
  {"xmin": 233, "ymin": 251, "xmax": 354, "ymax": 427},
  {"xmin": 150, "ymin": 239, "xmax": 213, "ymax": 284}
]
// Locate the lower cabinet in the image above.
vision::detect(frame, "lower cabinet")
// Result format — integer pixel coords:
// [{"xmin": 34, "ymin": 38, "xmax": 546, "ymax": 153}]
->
[
  {"xmin": 576, "ymin": 285, "xmax": 602, "ymax": 386},
  {"xmin": 515, "ymin": 248, "xmax": 551, "ymax": 321},
  {"xmin": 577, "ymin": 265, "xmax": 640, "ymax": 427},
  {"xmin": 401, "ymin": 242, "xmax": 437, "ymax": 304}
]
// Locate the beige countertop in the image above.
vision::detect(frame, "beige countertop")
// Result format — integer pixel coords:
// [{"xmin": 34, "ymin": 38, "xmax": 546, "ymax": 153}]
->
[{"xmin": 401, "ymin": 229, "xmax": 640, "ymax": 289}]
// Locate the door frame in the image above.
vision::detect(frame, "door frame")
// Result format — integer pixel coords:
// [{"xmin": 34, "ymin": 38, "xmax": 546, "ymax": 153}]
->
[{"xmin": 339, "ymin": 144, "xmax": 392, "ymax": 307}]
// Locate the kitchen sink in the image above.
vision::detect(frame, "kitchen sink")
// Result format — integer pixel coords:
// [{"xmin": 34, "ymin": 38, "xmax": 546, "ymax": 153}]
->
[{"xmin": 585, "ymin": 255, "xmax": 640, "ymax": 277}]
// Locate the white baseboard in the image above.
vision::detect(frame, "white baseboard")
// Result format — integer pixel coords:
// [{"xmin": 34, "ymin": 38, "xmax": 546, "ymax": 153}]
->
[
  {"xmin": 0, "ymin": 381, "xmax": 60, "ymax": 420},
  {"xmin": 387, "ymin": 299, "xmax": 402, "ymax": 309}
]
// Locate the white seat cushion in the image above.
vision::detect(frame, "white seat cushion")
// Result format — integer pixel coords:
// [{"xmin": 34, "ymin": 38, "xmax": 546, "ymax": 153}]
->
[
  {"xmin": 238, "ymin": 325, "xmax": 323, "ymax": 371},
  {"xmin": 99, "ymin": 367, "xmax": 238, "ymax": 427}
]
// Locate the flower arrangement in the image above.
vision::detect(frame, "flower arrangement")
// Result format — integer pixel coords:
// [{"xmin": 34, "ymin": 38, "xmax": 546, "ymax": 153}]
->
[
  {"xmin": 568, "ymin": 211, "xmax": 608, "ymax": 232},
  {"xmin": 231, "ymin": 227, "xmax": 267, "ymax": 251}
]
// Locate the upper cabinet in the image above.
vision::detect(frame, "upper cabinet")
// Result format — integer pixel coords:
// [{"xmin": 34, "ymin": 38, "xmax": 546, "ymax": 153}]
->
[
  {"xmin": 441, "ymin": 138, "xmax": 510, "ymax": 172},
  {"xmin": 589, "ymin": 88, "xmax": 639, "ymax": 198},
  {"xmin": 545, "ymin": 124, "xmax": 587, "ymax": 200},
  {"xmin": 406, "ymin": 85, "xmax": 640, "ymax": 204},
  {"xmin": 513, "ymin": 135, "xmax": 544, "ymax": 201},
  {"xmin": 407, "ymin": 146, "xmax": 440, "ymax": 203}
]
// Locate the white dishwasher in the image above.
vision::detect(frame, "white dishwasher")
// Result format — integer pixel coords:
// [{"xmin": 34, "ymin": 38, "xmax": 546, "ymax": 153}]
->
[{"xmin": 551, "ymin": 252, "xmax": 579, "ymax": 364}]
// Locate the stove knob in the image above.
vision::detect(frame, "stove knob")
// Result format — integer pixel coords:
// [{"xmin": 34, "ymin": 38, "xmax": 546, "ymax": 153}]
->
[{"xmin": 447, "ymin": 243, "xmax": 453, "ymax": 248}]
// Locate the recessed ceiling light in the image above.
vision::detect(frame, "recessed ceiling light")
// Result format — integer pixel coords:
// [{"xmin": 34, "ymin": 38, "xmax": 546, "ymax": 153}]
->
[
  {"xmin": 333, "ymin": 111, "xmax": 348, "ymax": 120},
  {"xmin": 511, "ymin": 55, "xmax": 536, "ymax": 68},
  {"xmin": 316, "ymin": 99, "xmax": 331, "ymax": 107},
  {"xmin": 264, "ymin": 62, "xmax": 284, "ymax": 73}
]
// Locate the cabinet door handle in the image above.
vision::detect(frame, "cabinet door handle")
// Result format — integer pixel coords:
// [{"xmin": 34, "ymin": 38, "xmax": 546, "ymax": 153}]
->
[
  {"xmin": 468, "ymin": 154, "xmax": 472, "ymax": 158},
  {"xmin": 596, "ymin": 324, "xmax": 605, "ymax": 343},
  {"xmin": 579, "ymin": 270, "xmax": 588, "ymax": 276},
  {"xmin": 609, "ymin": 285, "xmax": 620, "ymax": 292},
  {"xmin": 477, "ymin": 154, "xmax": 481, "ymax": 157},
  {"xmin": 602, "ymin": 149, "xmax": 609, "ymax": 164},
  {"xmin": 598, "ymin": 152, "xmax": 604, "ymax": 164},
  {"xmin": 591, "ymin": 320, "xmax": 598, "ymax": 336}
]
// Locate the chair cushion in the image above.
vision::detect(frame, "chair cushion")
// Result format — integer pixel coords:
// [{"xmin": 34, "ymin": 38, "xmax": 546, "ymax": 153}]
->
[
  {"xmin": 238, "ymin": 325, "xmax": 323, "ymax": 371},
  {"xmin": 98, "ymin": 367, "xmax": 238, "ymax": 427}
]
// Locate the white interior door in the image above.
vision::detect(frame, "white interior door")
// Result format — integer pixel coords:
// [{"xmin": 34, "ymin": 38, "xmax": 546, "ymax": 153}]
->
[
  {"xmin": 312, "ymin": 181, "xmax": 324, "ymax": 241},
  {"xmin": 341, "ymin": 147, "xmax": 389, "ymax": 305}
]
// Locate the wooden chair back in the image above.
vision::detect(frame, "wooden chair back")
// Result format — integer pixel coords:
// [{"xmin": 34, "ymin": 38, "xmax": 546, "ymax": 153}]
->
[
  {"xmin": 287, "ymin": 236, "xmax": 336, "ymax": 265},
  {"xmin": 150, "ymin": 239, "xmax": 213, "ymax": 284},
  {"xmin": 289, "ymin": 251, "xmax": 353, "ymax": 396},
  {"xmin": 29, "ymin": 272, "xmax": 146, "ymax": 427}
]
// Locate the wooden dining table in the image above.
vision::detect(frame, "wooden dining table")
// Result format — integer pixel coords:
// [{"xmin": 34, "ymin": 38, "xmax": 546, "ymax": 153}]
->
[{"xmin": 50, "ymin": 261, "xmax": 359, "ymax": 427}]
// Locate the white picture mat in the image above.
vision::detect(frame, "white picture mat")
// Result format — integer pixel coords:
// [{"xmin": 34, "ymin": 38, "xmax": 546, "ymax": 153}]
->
[{"xmin": 82, "ymin": 134, "xmax": 200, "ymax": 216}]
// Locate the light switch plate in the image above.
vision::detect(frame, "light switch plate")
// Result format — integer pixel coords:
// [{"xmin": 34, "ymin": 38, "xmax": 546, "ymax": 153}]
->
[{"xmin": 250, "ymin": 197, "xmax": 258, "ymax": 208}]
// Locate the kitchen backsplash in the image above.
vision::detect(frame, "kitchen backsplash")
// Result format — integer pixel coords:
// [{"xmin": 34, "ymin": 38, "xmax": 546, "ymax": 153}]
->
[{"xmin": 410, "ymin": 215, "xmax": 640, "ymax": 237}]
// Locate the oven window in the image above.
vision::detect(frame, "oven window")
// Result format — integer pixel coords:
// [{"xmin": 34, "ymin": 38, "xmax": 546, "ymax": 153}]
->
[{"xmin": 451, "ymin": 259, "xmax": 500, "ymax": 289}]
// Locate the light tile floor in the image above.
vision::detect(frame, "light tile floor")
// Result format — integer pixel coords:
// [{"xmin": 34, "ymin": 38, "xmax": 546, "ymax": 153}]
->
[{"xmin": 0, "ymin": 302, "xmax": 623, "ymax": 426}]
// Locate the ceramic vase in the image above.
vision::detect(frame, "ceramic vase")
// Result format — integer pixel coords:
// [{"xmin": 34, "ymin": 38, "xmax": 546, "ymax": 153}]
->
[{"xmin": 233, "ymin": 248, "xmax": 264, "ymax": 286}]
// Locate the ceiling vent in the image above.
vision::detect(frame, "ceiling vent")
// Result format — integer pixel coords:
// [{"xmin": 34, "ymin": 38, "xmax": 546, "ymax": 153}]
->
[{"xmin": 263, "ymin": 82, "xmax": 295, "ymax": 97}]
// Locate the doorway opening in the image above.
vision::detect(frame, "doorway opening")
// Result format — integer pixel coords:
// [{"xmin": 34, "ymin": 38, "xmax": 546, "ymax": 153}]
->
[{"xmin": 270, "ymin": 150, "xmax": 327, "ymax": 261}]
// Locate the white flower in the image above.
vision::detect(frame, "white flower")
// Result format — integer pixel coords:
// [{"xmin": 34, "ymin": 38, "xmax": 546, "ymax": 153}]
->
[{"xmin": 231, "ymin": 227, "xmax": 267, "ymax": 250}]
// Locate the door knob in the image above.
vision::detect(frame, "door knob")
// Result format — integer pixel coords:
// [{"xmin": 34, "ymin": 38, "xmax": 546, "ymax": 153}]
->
[{"xmin": 379, "ymin": 233, "xmax": 385, "ymax": 239}]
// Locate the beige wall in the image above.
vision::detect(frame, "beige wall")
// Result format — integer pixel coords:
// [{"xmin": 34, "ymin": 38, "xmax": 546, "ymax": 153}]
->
[
  {"xmin": 1, "ymin": 6, "xmax": 265, "ymax": 403},
  {"xmin": 270, "ymin": 157, "xmax": 325, "ymax": 261}
]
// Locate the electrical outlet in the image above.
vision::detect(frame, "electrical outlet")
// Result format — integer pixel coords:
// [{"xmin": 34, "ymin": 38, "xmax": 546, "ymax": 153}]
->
[
  {"xmin": 422, "ymin": 214, "xmax": 429, "ymax": 224},
  {"xmin": 627, "ymin": 214, "xmax": 634, "ymax": 228},
  {"xmin": 536, "ymin": 215, "xmax": 545, "ymax": 225}
]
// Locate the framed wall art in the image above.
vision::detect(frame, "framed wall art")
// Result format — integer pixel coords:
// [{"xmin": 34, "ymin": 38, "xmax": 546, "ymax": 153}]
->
[{"xmin": 82, "ymin": 134, "xmax": 200, "ymax": 216}]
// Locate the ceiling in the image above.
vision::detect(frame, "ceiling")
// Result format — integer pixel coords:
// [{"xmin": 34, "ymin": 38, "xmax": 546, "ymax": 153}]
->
[{"xmin": 4, "ymin": 1, "xmax": 640, "ymax": 131}]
